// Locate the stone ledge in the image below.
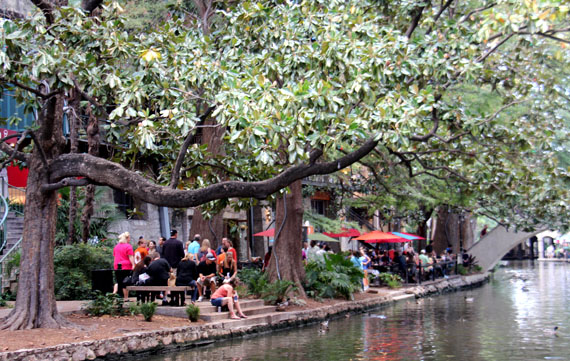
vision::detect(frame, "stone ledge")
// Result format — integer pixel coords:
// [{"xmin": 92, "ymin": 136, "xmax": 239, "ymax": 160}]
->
[{"xmin": 0, "ymin": 273, "xmax": 489, "ymax": 361}]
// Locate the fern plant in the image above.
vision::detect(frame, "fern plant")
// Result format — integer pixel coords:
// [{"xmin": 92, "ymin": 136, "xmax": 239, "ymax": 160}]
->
[
  {"xmin": 261, "ymin": 279, "xmax": 297, "ymax": 305},
  {"xmin": 238, "ymin": 267, "xmax": 268, "ymax": 297},
  {"xmin": 304, "ymin": 253, "xmax": 363, "ymax": 300}
]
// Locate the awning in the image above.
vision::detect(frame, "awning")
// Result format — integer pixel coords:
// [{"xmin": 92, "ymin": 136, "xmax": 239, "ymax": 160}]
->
[
  {"xmin": 308, "ymin": 232, "xmax": 340, "ymax": 243},
  {"xmin": 253, "ymin": 228, "xmax": 275, "ymax": 237}
]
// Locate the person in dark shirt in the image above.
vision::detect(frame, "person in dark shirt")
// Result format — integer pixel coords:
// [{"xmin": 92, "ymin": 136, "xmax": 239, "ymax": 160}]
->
[
  {"xmin": 162, "ymin": 229, "xmax": 184, "ymax": 270},
  {"xmin": 196, "ymin": 253, "xmax": 217, "ymax": 302},
  {"xmin": 146, "ymin": 252, "xmax": 171, "ymax": 286},
  {"xmin": 176, "ymin": 254, "xmax": 199, "ymax": 302}
]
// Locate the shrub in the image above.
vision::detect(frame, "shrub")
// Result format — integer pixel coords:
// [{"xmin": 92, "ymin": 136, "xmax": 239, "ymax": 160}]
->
[
  {"xmin": 238, "ymin": 267, "xmax": 268, "ymax": 297},
  {"xmin": 377, "ymin": 273, "xmax": 403, "ymax": 289},
  {"xmin": 84, "ymin": 292, "xmax": 127, "ymax": 316},
  {"xmin": 304, "ymin": 253, "xmax": 363, "ymax": 300},
  {"xmin": 473, "ymin": 265, "xmax": 483, "ymax": 273},
  {"xmin": 457, "ymin": 264, "xmax": 468, "ymax": 275},
  {"xmin": 54, "ymin": 243, "xmax": 113, "ymax": 300},
  {"xmin": 139, "ymin": 302, "xmax": 157, "ymax": 322},
  {"xmin": 261, "ymin": 279, "xmax": 298, "ymax": 305},
  {"xmin": 185, "ymin": 304, "xmax": 200, "ymax": 322},
  {"xmin": 0, "ymin": 293, "xmax": 7, "ymax": 307}
]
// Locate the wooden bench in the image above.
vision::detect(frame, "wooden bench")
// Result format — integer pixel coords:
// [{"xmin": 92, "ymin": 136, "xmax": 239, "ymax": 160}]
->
[{"xmin": 126, "ymin": 286, "xmax": 191, "ymax": 306}]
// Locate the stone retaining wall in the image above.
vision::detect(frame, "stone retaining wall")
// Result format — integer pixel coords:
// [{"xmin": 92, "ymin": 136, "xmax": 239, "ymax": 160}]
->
[{"xmin": 0, "ymin": 273, "xmax": 488, "ymax": 361}]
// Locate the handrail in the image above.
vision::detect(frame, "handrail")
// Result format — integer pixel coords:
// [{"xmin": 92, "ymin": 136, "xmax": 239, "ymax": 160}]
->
[
  {"xmin": 0, "ymin": 236, "xmax": 22, "ymax": 292},
  {"xmin": 0, "ymin": 189, "xmax": 9, "ymax": 254}
]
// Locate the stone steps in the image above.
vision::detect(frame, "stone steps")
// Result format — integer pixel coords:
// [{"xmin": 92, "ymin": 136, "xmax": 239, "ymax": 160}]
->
[
  {"xmin": 200, "ymin": 305, "xmax": 276, "ymax": 322},
  {"xmin": 155, "ymin": 298, "xmax": 275, "ymax": 322}
]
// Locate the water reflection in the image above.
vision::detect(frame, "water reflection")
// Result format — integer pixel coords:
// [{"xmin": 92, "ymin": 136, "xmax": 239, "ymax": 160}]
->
[{"xmin": 143, "ymin": 261, "xmax": 568, "ymax": 361}]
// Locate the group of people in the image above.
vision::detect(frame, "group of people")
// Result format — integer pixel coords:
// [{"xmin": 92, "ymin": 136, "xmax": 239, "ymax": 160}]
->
[{"xmin": 112, "ymin": 230, "xmax": 247, "ymax": 318}]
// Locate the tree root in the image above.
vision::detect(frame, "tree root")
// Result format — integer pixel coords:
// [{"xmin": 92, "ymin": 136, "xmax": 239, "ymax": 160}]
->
[{"xmin": 0, "ymin": 308, "xmax": 82, "ymax": 330}]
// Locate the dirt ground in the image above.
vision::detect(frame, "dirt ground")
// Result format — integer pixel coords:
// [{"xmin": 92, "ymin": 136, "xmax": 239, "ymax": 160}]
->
[
  {"xmin": 0, "ymin": 313, "xmax": 199, "ymax": 352},
  {"xmin": 0, "ymin": 292, "xmax": 383, "ymax": 353}
]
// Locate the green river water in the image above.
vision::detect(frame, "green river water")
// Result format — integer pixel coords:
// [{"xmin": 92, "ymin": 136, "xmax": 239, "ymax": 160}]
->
[{"xmin": 142, "ymin": 260, "xmax": 569, "ymax": 361}]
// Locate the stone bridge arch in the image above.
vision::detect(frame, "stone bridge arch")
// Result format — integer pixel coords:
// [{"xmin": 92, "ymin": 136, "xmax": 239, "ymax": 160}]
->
[{"xmin": 467, "ymin": 226, "xmax": 546, "ymax": 271}]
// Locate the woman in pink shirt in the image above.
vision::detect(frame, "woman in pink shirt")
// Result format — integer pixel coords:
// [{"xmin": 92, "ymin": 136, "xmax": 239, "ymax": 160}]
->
[
  {"xmin": 113, "ymin": 232, "xmax": 135, "ymax": 300},
  {"xmin": 210, "ymin": 279, "xmax": 247, "ymax": 319}
]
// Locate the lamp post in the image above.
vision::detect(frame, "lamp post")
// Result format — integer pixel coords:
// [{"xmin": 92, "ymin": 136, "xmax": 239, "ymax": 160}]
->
[{"xmin": 459, "ymin": 211, "xmax": 465, "ymax": 269}]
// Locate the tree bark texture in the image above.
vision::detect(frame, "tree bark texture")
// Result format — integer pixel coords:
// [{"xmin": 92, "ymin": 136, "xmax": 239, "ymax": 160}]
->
[
  {"xmin": 80, "ymin": 109, "xmax": 99, "ymax": 243},
  {"xmin": 0, "ymin": 157, "xmax": 72, "ymax": 329},
  {"xmin": 266, "ymin": 181, "xmax": 306, "ymax": 297},
  {"xmin": 189, "ymin": 209, "xmax": 224, "ymax": 250},
  {"xmin": 189, "ymin": 118, "xmax": 226, "ymax": 249},
  {"xmin": 431, "ymin": 207, "xmax": 474, "ymax": 254}
]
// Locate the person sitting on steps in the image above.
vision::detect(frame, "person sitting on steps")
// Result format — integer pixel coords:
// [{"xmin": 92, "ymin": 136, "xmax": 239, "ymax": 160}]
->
[
  {"xmin": 210, "ymin": 278, "xmax": 248, "ymax": 319},
  {"xmin": 197, "ymin": 252, "xmax": 217, "ymax": 302}
]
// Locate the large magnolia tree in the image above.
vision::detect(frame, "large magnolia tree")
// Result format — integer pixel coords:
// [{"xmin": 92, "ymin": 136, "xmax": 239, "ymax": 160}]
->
[{"xmin": 0, "ymin": 0, "xmax": 568, "ymax": 329}]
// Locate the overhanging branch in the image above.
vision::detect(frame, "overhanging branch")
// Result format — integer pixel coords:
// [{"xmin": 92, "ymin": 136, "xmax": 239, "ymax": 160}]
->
[{"xmin": 49, "ymin": 138, "xmax": 380, "ymax": 207}]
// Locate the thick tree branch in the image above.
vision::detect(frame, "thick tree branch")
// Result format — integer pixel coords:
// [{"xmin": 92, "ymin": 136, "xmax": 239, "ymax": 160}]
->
[
  {"xmin": 41, "ymin": 177, "xmax": 92, "ymax": 192},
  {"xmin": 49, "ymin": 138, "xmax": 380, "ymax": 207}
]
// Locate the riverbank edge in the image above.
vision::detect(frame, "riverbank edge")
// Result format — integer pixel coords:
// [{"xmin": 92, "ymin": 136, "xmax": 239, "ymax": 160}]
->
[{"xmin": 0, "ymin": 273, "xmax": 489, "ymax": 361}]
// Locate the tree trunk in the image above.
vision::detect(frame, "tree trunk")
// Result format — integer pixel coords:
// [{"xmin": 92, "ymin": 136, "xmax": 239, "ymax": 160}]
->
[
  {"xmin": 189, "ymin": 210, "xmax": 224, "ymax": 250},
  {"xmin": 0, "ymin": 157, "xmax": 71, "ymax": 329},
  {"xmin": 66, "ymin": 186, "xmax": 77, "ymax": 245},
  {"xmin": 431, "ymin": 206, "xmax": 474, "ymax": 254},
  {"xmin": 80, "ymin": 184, "xmax": 95, "ymax": 243},
  {"xmin": 266, "ymin": 181, "xmax": 305, "ymax": 296},
  {"xmin": 189, "ymin": 117, "xmax": 226, "ymax": 249},
  {"xmin": 415, "ymin": 206, "xmax": 433, "ymax": 251}
]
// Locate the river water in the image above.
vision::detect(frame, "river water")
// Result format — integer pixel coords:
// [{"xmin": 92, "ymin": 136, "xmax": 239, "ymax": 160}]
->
[{"xmin": 143, "ymin": 261, "xmax": 569, "ymax": 361}]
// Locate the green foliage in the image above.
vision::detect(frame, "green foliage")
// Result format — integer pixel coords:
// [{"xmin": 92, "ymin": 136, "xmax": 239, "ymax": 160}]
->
[
  {"xmin": 185, "ymin": 304, "xmax": 200, "ymax": 322},
  {"xmin": 138, "ymin": 302, "xmax": 157, "ymax": 322},
  {"xmin": 261, "ymin": 279, "xmax": 297, "ymax": 305},
  {"xmin": 55, "ymin": 187, "xmax": 123, "ymax": 245},
  {"xmin": 0, "ymin": 293, "xmax": 8, "ymax": 307},
  {"xmin": 237, "ymin": 267, "xmax": 268, "ymax": 297},
  {"xmin": 304, "ymin": 253, "xmax": 363, "ymax": 300},
  {"xmin": 4, "ymin": 250, "xmax": 20, "ymax": 277},
  {"xmin": 377, "ymin": 273, "xmax": 403, "ymax": 289},
  {"xmin": 84, "ymin": 292, "xmax": 127, "ymax": 317},
  {"xmin": 457, "ymin": 264, "xmax": 468, "ymax": 276},
  {"xmin": 54, "ymin": 243, "xmax": 113, "ymax": 300}
]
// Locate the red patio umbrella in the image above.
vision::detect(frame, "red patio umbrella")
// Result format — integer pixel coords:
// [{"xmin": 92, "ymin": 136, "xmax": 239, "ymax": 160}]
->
[
  {"xmin": 324, "ymin": 228, "xmax": 361, "ymax": 238},
  {"xmin": 253, "ymin": 228, "xmax": 275, "ymax": 237},
  {"xmin": 355, "ymin": 230, "xmax": 409, "ymax": 243}
]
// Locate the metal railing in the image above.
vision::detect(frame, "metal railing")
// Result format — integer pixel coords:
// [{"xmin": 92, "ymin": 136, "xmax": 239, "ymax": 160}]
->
[
  {"xmin": 0, "ymin": 178, "xmax": 25, "ymax": 293},
  {"xmin": 0, "ymin": 191, "xmax": 8, "ymax": 254},
  {"xmin": 7, "ymin": 183, "xmax": 25, "ymax": 216}
]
